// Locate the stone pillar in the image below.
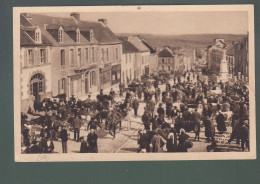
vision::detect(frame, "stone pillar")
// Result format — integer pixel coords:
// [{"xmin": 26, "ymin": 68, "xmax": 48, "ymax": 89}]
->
[{"xmin": 219, "ymin": 50, "xmax": 229, "ymax": 82}]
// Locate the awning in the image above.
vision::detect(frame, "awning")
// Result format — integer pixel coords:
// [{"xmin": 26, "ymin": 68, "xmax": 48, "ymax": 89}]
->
[
  {"xmin": 112, "ymin": 64, "xmax": 121, "ymax": 71},
  {"xmin": 67, "ymin": 64, "xmax": 98, "ymax": 76}
]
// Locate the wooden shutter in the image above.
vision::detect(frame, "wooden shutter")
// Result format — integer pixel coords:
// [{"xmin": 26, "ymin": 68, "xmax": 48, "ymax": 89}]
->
[
  {"xmin": 64, "ymin": 78, "xmax": 67, "ymax": 94},
  {"xmin": 24, "ymin": 50, "xmax": 27, "ymax": 67},
  {"xmin": 34, "ymin": 49, "xmax": 37, "ymax": 65},
  {"xmin": 45, "ymin": 48, "xmax": 48, "ymax": 63},
  {"xmin": 58, "ymin": 79, "xmax": 60, "ymax": 94}
]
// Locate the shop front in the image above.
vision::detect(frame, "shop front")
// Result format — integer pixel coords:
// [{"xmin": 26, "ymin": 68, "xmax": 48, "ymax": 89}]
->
[
  {"xmin": 100, "ymin": 63, "xmax": 112, "ymax": 90},
  {"xmin": 111, "ymin": 64, "xmax": 121, "ymax": 85}
]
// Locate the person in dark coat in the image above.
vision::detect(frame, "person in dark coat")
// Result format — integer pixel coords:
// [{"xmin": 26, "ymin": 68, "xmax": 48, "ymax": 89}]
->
[
  {"xmin": 151, "ymin": 129, "xmax": 166, "ymax": 152},
  {"xmin": 137, "ymin": 87, "xmax": 142, "ymax": 100},
  {"xmin": 72, "ymin": 115, "xmax": 82, "ymax": 142},
  {"xmin": 187, "ymin": 75, "xmax": 190, "ymax": 82},
  {"xmin": 178, "ymin": 129, "xmax": 191, "ymax": 152},
  {"xmin": 87, "ymin": 129, "xmax": 98, "ymax": 153},
  {"xmin": 142, "ymin": 107, "xmax": 151, "ymax": 130},
  {"xmin": 151, "ymin": 115, "xmax": 158, "ymax": 130},
  {"xmin": 137, "ymin": 130, "xmax": 150, "ymax": 153},
  {"xmin": 38, "ymin": 132, "xmax": 54, "ymax": 153},
  {"xmin": 29, "ymin": 140, "xmax": 40, "ymax": 153},
  {"xmin": 80, "ymin": 136, "xmax": 88, "ymax": 153},
  {"xmin": 157, "ymin": 103, "xmax": 165, "ymax": 119},
  {"xmin": 171, "ymin": 106, "xmax": 179, "ymax": 120},
  {"xmin": 166, "ymin": 132, "xmax": 178, "ymax": 152},
  {"xmin": 216, "ymin": 111, "xmax": 227, "ymax": 134},
  {"xmin": 192, "ymin": 109, "xmax": 201, "ymax": 141},
  {"xmin": 238, "ymin": 120, "xmax": 249, "ymax": 151},
  {"xmin": 182, "ymin": 108, "xmax": 190, "ymax": 121},
  {"xmin": 132, "ymin": 97, "xmax": 139, "ymax": 117},
  {"xmin": 166, "ymin": 96, "xmax": 173, "ymax": 118},
  {"xmin": 203, "ymin": 115, "xmax": 215, "ymax": 143},
  {"xmin": 60, "ymin": 125, "xmax": 68, "ymax": 153},
  {"xmin": 22, "ymin": 124, "xmax": 30, "ymax": 147},
  {"xmin": 191, "ymin": 88, "xmax": 196, "ymax": 99},
  {"xmin": 147, "ymin": 99, "xmax": 156, "ymax": 118},
  {"xmin": 228, "ymin": 113, "xmax": 240, "ymax": 144}
]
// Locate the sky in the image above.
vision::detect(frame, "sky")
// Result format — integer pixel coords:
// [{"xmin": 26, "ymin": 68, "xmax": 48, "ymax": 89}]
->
[{"xmin": 38, "ymin": 11, "xmax": 248, "ymax": 35}]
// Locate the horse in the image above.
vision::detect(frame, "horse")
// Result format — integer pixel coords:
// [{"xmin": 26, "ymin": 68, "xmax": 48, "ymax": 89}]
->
[{"xmin": 106, "ymin": 110, "xmax": 123, "ymax": 139}]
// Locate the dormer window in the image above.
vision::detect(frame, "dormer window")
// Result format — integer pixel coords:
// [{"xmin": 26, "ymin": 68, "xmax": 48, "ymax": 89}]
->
[
  {"xmin": 35, "ymin": 27, "xmax": 42, "ymax": 43},
  {"xmin": 58, "ymin": 27, "xmax": 64, "ymax": 43},
  {"xmin": 76, "ymin": 28, "xmax": 80, "ymax": 43},
  {"xmin": 90, "ymin": 29, "xmax": 94, "ymax": 43}
]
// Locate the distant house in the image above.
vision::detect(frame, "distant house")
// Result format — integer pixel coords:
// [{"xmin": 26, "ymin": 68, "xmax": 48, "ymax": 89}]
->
[
  {"xmin": 141, "ymin": 39, "xmax": 158, "ymax": 74},
  {"xmin": 127, "ymin": 36, "xmax": 151, "ymax": 76},
  {"xmin": 233, "ymin": 35, "xmax": 249, "ymax": 81},
  {"xmin": 158, "ymin": 46, "xmax": 176, "ymax": 73},
  {"xmin": 20, "ymin": 14, "xmax": 52, "ymax": 112},
  {"xmin": 22, "ymin": 13, "xmax": 122, "ymax": 100},
  {"xmin": 206, "ymin": 39, "xmax": 227, "ymax": 75},
  {"xmin": 119, "ymin": 37, "xmax": 139, "ymax": 84}
]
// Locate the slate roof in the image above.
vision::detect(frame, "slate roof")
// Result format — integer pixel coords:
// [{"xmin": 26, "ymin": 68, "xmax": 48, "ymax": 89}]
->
[
  {"xmin": 118, "ymin": 37, "xmax": 139, "ymax": 54},
  {"xmin": 141, "ymin": 39, "xmax": 156, "ymax": 53},
  {"xmin": 226, "ymin": 44, "xmax": 235, "ymax": 56},
  {"xmin": 20, "ymin": 25, "xmax": 52, "ymax": 46},
  {"xmin": 127, "ymin": 36, "xmax": 150, "ymax": 52},
  {"xmin": 158, "ymin": 47, "xmax": 175, "ymax": 57},
  {"xmin": 25, "ymin": 14, "xmax": 121, "ymax": 46},
  {"xmin": 20, "ymin": 14, "xmax": 33, "ymax": 27}
]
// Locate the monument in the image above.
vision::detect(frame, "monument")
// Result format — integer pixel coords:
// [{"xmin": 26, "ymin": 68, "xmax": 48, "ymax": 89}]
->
[{"xmin": 218, "ymin": 50, "xmax": 229, "ymax": 82}]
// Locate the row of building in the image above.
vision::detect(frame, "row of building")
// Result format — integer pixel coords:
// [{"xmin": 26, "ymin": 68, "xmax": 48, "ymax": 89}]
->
[
  {"xmin": 206, "ymin": 37, "xmax": 249, "ymax": 82},
  {"xmin": 20, "ymin": 13, "xmax": 163, "ymax": 112},
  {"xmin": 157, "ymin": 46, "xmax": 192, "ymax": 73}
]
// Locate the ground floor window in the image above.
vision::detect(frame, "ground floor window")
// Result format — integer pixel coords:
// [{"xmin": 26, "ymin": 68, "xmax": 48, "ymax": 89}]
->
[
  {"xmin": 90, "ymin": 70, "xmax": 96, "ymax": 88},
  {"xmin": 30, "ymin": 73, "xmax": 45, "ymax": 96},
  {"xmin": 102, "ymin": 70, "xmax": 110, "ymax": 84},
  {"xmin": 58, "ymin": 78, "xmax": 66, "ymax": 94}
]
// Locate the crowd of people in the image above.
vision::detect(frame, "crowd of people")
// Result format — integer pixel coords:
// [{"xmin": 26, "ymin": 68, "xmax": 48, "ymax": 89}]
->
[
  {"xmin": 136, "ymin": 71, "xmax": 249, "ymax": 152},
  {"xmin": 21, "ymin": 70, "xmax": 250, "ymax": 154}
]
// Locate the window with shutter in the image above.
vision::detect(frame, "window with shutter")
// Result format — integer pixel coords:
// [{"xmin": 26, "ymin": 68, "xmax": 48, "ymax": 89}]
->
[
  {"xmin": 85, "ymin": 48, "xmax": 88, "ymax": 63},
  {"xmin": 58, "ymin": 80, "xmax": 60, "ymax": 94},
  {"xmin": 61, "ymin": 49, "xmax": 65, "ymax": 68}
]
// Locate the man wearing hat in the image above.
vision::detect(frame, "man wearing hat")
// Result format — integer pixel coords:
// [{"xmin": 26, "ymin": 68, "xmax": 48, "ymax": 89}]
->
[
  {"xmin": 132, "ymin": 96, "xmax": 139, "ymax": 118},
  {"xmin": 157, "ymin": 103, "xmax": 165, "ymax": 119},
  {"xmin": 151, "ymin": 129, "xmax": 166, "ymax": 152},
  {"xmin": 142, "ymin": 107, "xmax": 151, "ymax": 130},
  {"xmin": 238, "ymin": 120, "xmax": 249, "ymax": 151},
  {"xmin": 192, "ymin": 108, "xmax": 201, "ymax": 141},
  {"xmin": 60, "ymin": 125, "xmax": 68, "ymax": 153},
  {"xmin": 72, "ymin": 114, "xmax": 82, "ymax": 142}
]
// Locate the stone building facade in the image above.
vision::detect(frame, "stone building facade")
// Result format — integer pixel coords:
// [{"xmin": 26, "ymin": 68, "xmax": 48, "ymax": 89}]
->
[
  {"xmin": 20, "ymin": 14, "xmax": 53, "ymax": 112},
  {"xmin": 22, "ymin": 13, "xmax": 122, "ymax": 101}
]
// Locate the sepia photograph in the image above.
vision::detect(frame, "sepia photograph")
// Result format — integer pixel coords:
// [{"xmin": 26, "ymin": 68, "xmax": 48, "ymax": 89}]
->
[{"xmin": 13, "ymin": 5, "xmax": 256, "ymax": 162}]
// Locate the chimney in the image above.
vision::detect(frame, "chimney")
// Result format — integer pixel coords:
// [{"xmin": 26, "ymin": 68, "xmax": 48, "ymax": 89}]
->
[
  {"xmin": 98, "ymin": 19, "xmax": 107, "ymax": 26},
  {"xmin": 71, "ymin": 12, "xmax": 80, "ymax": 22},
  {"xmin": 44, "ymin": 24, "xmax": 48, "ymax": 30}
]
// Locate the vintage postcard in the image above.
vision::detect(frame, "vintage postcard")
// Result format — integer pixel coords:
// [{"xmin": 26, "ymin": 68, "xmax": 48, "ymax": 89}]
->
[{"xmin": 13, "ymin": 5, "xmax": 256, "ymax": 162}]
